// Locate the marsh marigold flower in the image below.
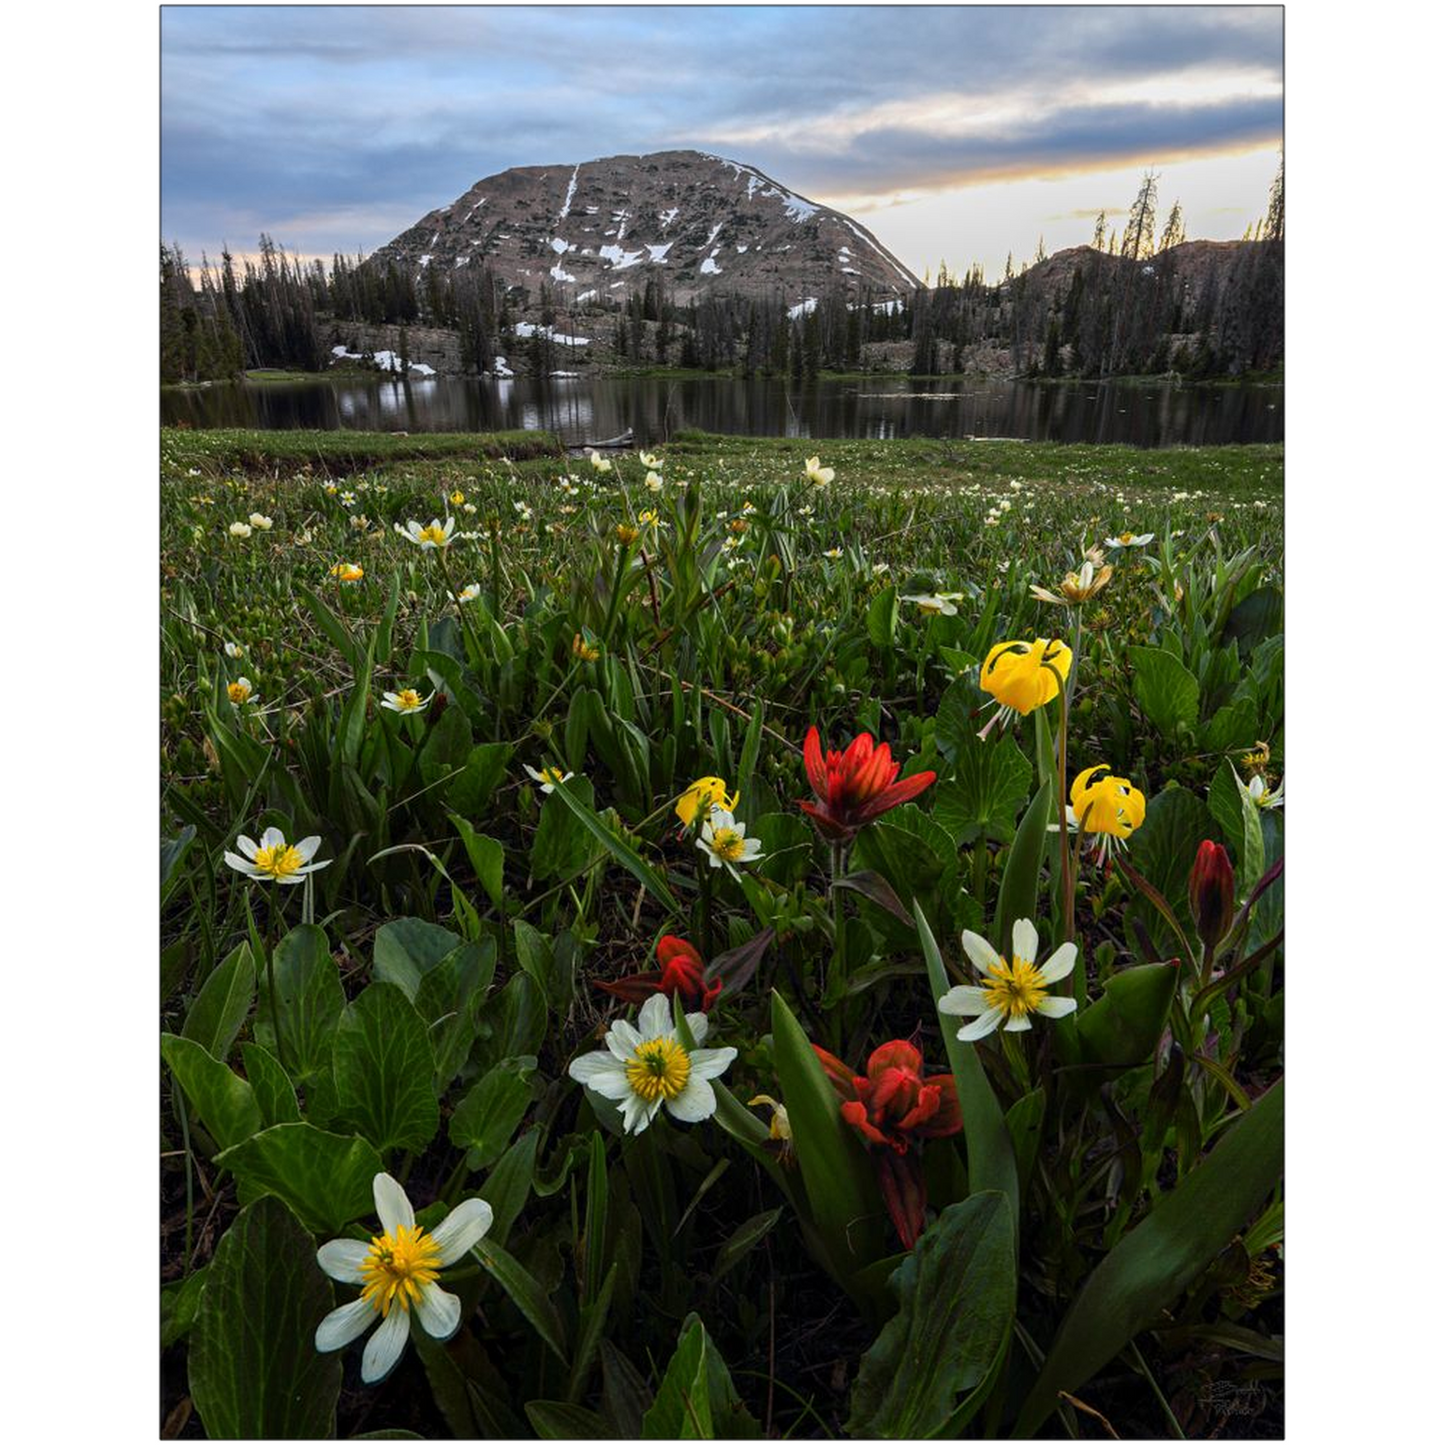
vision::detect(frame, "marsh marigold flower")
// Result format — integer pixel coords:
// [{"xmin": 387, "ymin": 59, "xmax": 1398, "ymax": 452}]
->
[
  {"xmin": 314, "ymin": 1172, "xmax": 492, "ymax": 1384},
  {"xmin": 595, "ymin": 934, "xmax": 721, "ymax": 1012},
  {"xmin": 381, "ymin": 687, "xmax": 432, "ymax": 715},
  {"xmin": 697, "ymin": 809, "xmax": 764, "ymax": 871},
  {"xmin": 329, "ymin": 562, "xmax": 364, "ymax": 582},
  {"xmin": 524, "ymin": 763, "xmax": 574, "ymax": 794},
  {"xmin": 938, "ymin": 919, "xmax": 1078, "ymax": 1040},
  {"xmin": 1105, "ymin": 531, "xmax": 1153, "ymax": 549},
  {"xmin": 675, "ymin": 776, "xmax": 738, "ymax": 828},
  {"xmin": 568, "ymin": 993, "xmax": 736, "ymax": 1134},
  {"xmin": 1030, "ymin": 559, "xmax": 1113, "ymax": 606},
  {"xmin": 804, "ymin": 455, "xmax": 835, "ymax": 487},
  {"xmin": 228, "ymin": 521, "xmax": 252, "ymax": 539},
  {"xmin": 798, "ymin": 727, "xmax": 936, "ymax": 842},
  {"xmin": 396, "ymin": 517, "xmax": 455, "ymax": 549},
  {"xmin": 224, "ymin": 825, "xmax": 330, "ymax": 885},
  {"xmin": 227, "ymin": 677, "xmax": 255, "ymax": 706}
]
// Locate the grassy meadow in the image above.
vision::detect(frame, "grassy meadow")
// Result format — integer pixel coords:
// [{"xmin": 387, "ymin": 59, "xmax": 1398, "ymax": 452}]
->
[{"xmin": 160, "ymin": 425, "xmax": 1283, "ymax": 1439}]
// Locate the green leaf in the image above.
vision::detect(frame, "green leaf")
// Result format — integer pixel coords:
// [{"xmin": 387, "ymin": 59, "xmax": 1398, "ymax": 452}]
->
[
  {"xmin": 181, "ymin": 942, "xmax": 255, "ymax": 1062},
  {"xmin": 1075, "ymin": 963, "xmax": 1180, "ymax": 1069},
  {"xmin": 414, "ymin": 939, "xmax": 496, "ymax": 1089},
  {"xmin": 1221, "ymin": 585, "xmax": 1283, "ymax": 658},
  {"xmin": 1014, "ymin": 1079, "xmax": 1284, "ymax": 1437},
  {"xmin": 188, "ymin": 1196, "xmax": 341, "ymax": 1439},
  {"xmin": 932, "ymin": 736, "xmax": 1033, "ymax": 844},
  {"xmin": 372, "ymin": 917, "xmax": 461, "ymax": 1000},
  {"xmin": 770, "ymin": 990, "xmax": 886, "ymax": 1290},
  {"xmin": 644, "ymin": 1316, "xmax": 760, "ymax": 1439},
  {"xmin": 473, "ymin": 1236, "xmax": 568, "ymax": 1361},
  {"xmin": 525, "ymin": 1402, "xmax": 615, "ymax": 1438},
  {"xmin": 1127, "ymin": 786, "xmax": 1219, "ymax": 934},
  {"xmin": 712, "ymin": 1208, "xmax": 784, "ymax": 1282},
  {"xmin": 447, "ymin": 740, "xmax": 515, "ymax": 814},
  {"xmin": 917, "ymin": 903, "xmax": 1018, "ymax": 1224},
  {"xmin": 241, "ymin": 1043, "xmax": 301, "ymax": 1126},
  {"xmin": 852, "ymin": 815, "xmax": 950, "ymax": 907},
  {"xmin": 254, "ymin": 924, "xmax": 344, "ymax": 1083},
  {"xmin": 546, "ymin": 775, "xmax": 681, "ymax": 915},
  {"xmin": 475, "ymin": 972, "xmax": 547, "ymax": 1069},
  {"xmin": 480, "ymin": 1127, "xmax": 539, "ymax": 1248},
  {"xmin": 161, "ymin": 824, "xmax": 197, "ymax": 899},
  {"xmin": 163, "ymin": 1033, "xmax": 261, "ymax": 1151},
  {"xmin": 1231, "ymin": 764, "xmax": 1266, "ymax": 896},
  {"xmin": 847, "ymin": 1192, "xmax": 1016, "ymax": 1438},
  {"xmin": 532, "ymin": 779, "xmax": 605, "ymax": 881},
  {"xmin": 331, "ymin": 982, "xmax": 440, "ymax": 1154},
  {"xmin": 418, "ymin": 703, "xmax": 472, "ymax": 786},
  {"xmin": 991, "ymin": 781, "xmax": 1054, "ymax": 957},
  {"xmin": 1129, "ymin": 644, "xmax": 1200, "ymax": 737},
  {"xmin": 867, "ymin": 584, "xmax": 899, "ymax": 648},
  {"xmin": 216, "ymin": 1122, "xmax": 382, "ymax": 1234},
  {"xmin": 450, "ymin": 813, "xmax": 507, "ymax": 908},
  {"xmin": 161, "ymin": 1265, "xmax": 208, "ymax": 1348},
  {"xmin": 448, "ymin": 1058, "xmax": 535, "ymax": 1170}
]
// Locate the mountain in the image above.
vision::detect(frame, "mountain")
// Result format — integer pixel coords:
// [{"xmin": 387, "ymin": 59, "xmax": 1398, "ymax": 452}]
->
[
  {"xmin": 369, "ymin": 149, "xmax": 920, "ymax": 305},
  {"xmin": 1018, "ymin": 239, "xmax": 1258, "ymax": 302}
]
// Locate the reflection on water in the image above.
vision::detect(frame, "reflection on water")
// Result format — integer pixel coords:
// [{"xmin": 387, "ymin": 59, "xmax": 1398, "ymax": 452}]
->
[{"xmin": 162, "ymin": 373, "xmax": 1282, "ymax": 448}]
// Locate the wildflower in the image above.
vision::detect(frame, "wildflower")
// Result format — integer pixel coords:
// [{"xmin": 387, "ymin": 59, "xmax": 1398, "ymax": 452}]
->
[
  {"xmin": 340, "ymin": 491, "xmax": 357, "ymax": 507},
  {"xmin": 645, "ymin": 471, "xmax": 664, "ymax": 492},
  {"xmin": 1105, "ymin": 531, "xmax": 1154, "ymax": 548},
  {"xmin": 823, "ymin": 547, "xmax": 843, "ymax": 560},
  {"xmin": 1189, "ymin": 840, "xmax": 1236, "ymax": 949},
  {"xmin": 381, "ymin": 687, "xmax": 432, "ymax": 715},
  {"xmin": 1055, "ymin": 765, "xmax": 1146, "ymax": 859},
  {"xmin": 588, "ymin": 449, "xmax": 613, "ymax": 474},
  {"xmin": 1030, "ymin": 559, "xmax": 1114, "ymax": 606},
  {"xmin": 639, "ymin": 451, "xmax": 662, "ymax": 469},
  {"xmin": 900, "ymin": 593, "xmax": 958, "ymax": 616},
  {"xmin": 798, "ymin": 727, "xmax": 936, "ymax": 843},
  {"xmin": 248, "ymin": 513, "xmax": 273, "ymax": 531},
  {"xmin": 224, "ymin": 825, "xmax": 330, "ymax": 885},
  {"xmin": 811, "ymin": 1039, "xmax": 961, "ymax": 1249},
  {"xmin": 349, "ymin": 514, "xmax": 370, "ymax": 532},
  {"xmin": 449, "ymin": 490, "xmax": 465, "ymax": 505},
  {"xmin": 228, "ymin": 521, "xmax": 252, "ymax": 539},
  {"xmin": 697, "ymin": 809, "xmax": 764, "ymax": 871},
  {"xmin": 524, "ymin": 763, "xmax": 574, "ymax": 794},
  {"xmin": 572, "ymin": 633, "xmax": 601, "ymax": 663},
  {"xmin": 938, "ymin": 919, "xmax": 1078, "ymax": 1040},
  {"xmin": 324, "ymin": 483, "xmax": 339, "ymax": 496},
  {"xmin": 1247, "ymin": 774, "xmax": 1284, "ymax": 809},
  {"xmin": 748, "ymin": 1094, "xmax": 795, "ymax": 1165},
  {"xmin": 1241, "ymin": 740, "xmax": 1271, "ymax": 775},
  {"xmin": 979, "ymin": 638, "xmax": 1072, "ymax": 729},
  {"xmin": 637, "ymin": 509, "xmax": 663, "ymax": 530},
  {"xmin": 463, "ymin": 502, "xmax": 478, "ymax": 515},
  {"xmin": 396, "ymin": 517, "xmax": 456, "ymax": 549},
  {"xmin": 455, "ymin": 583, "xmax": 481, "ymax": 603},
  {"xmin": 226, "ymin": 677, "xmax": 255, "ymax": 706},
  {"xmin": 224, "ymin": 641, "xmax": 245, "ymax": 659},
  {"xmin": 804, "ymin": 455, "xmax": 835, "ymax": 487},
  {"xmin": 595, "ymin": 934, "xmax": 721, "ymax": 1011},
  {"xmin": 314, "ymin": 1172, "xmax": 492, "ymax": 1384},
  {"xmin": 615, "ymin": 522, "xmax": 640, "ymax": 546},
  {"xmin": 675, "ymin": 776, "xmax": 738, "ymax": 828},
  {"xmin": 329, "ymin": 562, "xmax": 364, "ymax": 583},
  {"xmin": 568, "ymin": 992, "xmax": 736, "ymax": 1134},
  {"xmin": 295, "ymin": 529, "xmax": 313, "ymax": 546}
]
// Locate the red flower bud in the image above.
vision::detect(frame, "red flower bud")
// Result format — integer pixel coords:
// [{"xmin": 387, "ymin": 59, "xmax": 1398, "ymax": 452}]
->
[
  {"xmin": 1188, "ymin": 840, "xmax": 1236, "ymax": 949},
  {"xmin": 798, "ymin": 726, "xmax": 936, "ymax": 842}
]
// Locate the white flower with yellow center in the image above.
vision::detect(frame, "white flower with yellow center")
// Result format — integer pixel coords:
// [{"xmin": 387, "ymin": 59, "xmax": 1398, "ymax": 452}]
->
[
  {"xmin": 569, "ymin": 993, "xmax": 737, "ymax": 1135},
  {"xmin": 228, "ymin": 521, "xmax": 252, "ymax": 539},
  {"xmin": 248, "ymin": 512, "xmax": 273, "ymax": 531},
  {"xmin": 1247, "ymin": 774, "xmax": 1284, "ymax": 809},
  {"xmin": 226, "ymin": 677, "xmax": 255, "ymax": 706},
  {"xmin": 638, "ymin": 451, "xmax": 662, "ymax": 469},
  {"xmin": 901, "ymin": 593, "xmax": 959, "ymax": 617},
  {"xmin": 224, "ymin": 825, "xmax": 330, "ymax": 885},
  {"xmin": 1105, "ymin": 531, "xmax": 1154, "ymax": 548},
  {"xmin": 396, "ymin": 517, "xmax": 456, "ymax": 549},
  {"xmin": 804, "ymin": 456, "xmax": 835, "ymax": 487},
  {"xmin": 224, "ymin": 641, "xmax": 245, "ymax": 659},
  {"xmin": 524, "ymin": 763, "xmax": 574, "ymax": 794},
  {"xmin": 339, "ymin": 491, "xmax": 357, "ymax": 507},
  {"xmin": 697, "ymin": 809, "xmax": 764, "ymax": 872},
  {"xmin": 645, "ymin": 471, "xmax": 664, "ymax": 492},
  {"xmin": 937, "ymin": 919, "xmax": 1078, "ymax": 1040},
  {"xmin": 381, "ymin": 688, "xmax": 432, "ymax": 714},
  {"xmin": 823, "ymin": 547, "xmax": 844, "ymax": 560},
  {"xmin": 315, "ymin": 1173, "xmax": 492, "ymax": 1385},
  {"xmin": 455, "ymin": 583, "xmax": 481, "ymax": 603},
  {"xmin": 588, "ymin": 448, "xmax": 613, "ymax": 474}
]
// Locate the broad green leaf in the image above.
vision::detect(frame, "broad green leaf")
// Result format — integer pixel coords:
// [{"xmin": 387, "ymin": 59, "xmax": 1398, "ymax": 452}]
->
[
  {"xmin": 712, "ymin": 1208, "xmax": 784, "ymax": 1282},
  {"xmin": 546, "ymin": 775, "xmax": 681, "ymax": 915},
  {"xmin": 473, "ymin": 1236, "xmax": 568, "ymax": 1360},
  {"xmin": 448, "ymin": 1058, "xmax": 535, "ymax": 1170},
  {"xmin": 450, "ymin": 813, "xmax": 507, "ymax": 908},
  {"xmin": 1221, "ymin": 585, "xmax": 1283, "ymax": 657},
  {"xmin": 188, "ymin": 1196, "xmax": 341, "ymax": 1439},
  {"xmin": 1014, "ymin": 1079, "xmax": 1284, "ymax": 1437},
  {"xmin": 992, "ymin": 781, "xmax": 1054, "ymax": 954},
  {"xmin": 932, "ymin": 736, "xmax": 1033, "ymax": 844},
  {"xmin": 161, "ymin": 824, "xmax": 197, "ymax": 896},
  {"xmin": 1075, "ymin": 963, "xmax": 1180, "ymax": 1069},
  {"xmin": 331, "ymin": 982, "xmax": 440, "ymax": 1154},
  {"xmin": 481, "ymin": 1127, "xmax": 540, "ymax": 1248},
  {"xmin": 241, "ymin": 1043, "xmax": 301, "ymax": 1126},
  {"xmin": 847, "ymin": 1192, "xmax": 1016, "ymax": 1438},
  {"xmin": 216, "ymin": 1122, "xmax": 382, "ymax": 1234},
  {"xmin": 867, "ymin": 584, "xmax": 899, "ymax": 648},
  {"xmin": 161, "ymin": 1265, "xmax": 208, "ymax": 1348},
  {"xmin": 1127, "ymin": 785, "xmax": 1219, "ymax": 935},
  {"xmin": 531, "ymin": 779, "xmax": 605, "ymax": 881},
  {"xmin": 917, "ymin": 902, "xmax": 1018, "ymax": 1224},
  {"xmin": 853, "ymin": 815, "xmax": 951, "ymax": 906},
  {"xmin": 447, "ymin": 740, "xmax": 515, "ymax": 814},
  {"xmin": 372, "ymin": 916, "xmax": 461, "ymax": 1000},
  {"xmin": 525, "ymin": 1402, "xmax": 614, "ymax": 1438},
  {"xmin": 1129, "ymin": 644, "xmax": 1200, "ymax": 737},
  {"xmin": 644, "ymin": 1316, "xmax": 760, "ymax": 1439},
  {"xmin": 414, "ymin": 938, "xmax": 496, "ymax": 1088},
  {"xmin": 163, "ymin": 1033, "xmax": 261, "ymax": 1151},
  {"xmin": 475, "ymin": 972, "xmax": 547, "ymax": 1069},
  {"xmin": 181, "ymin": 941, "xmax": 254, "ymax": 1062},
  {"xmin": 254, "ymin": 924, "xmax": 344, "ymax": 1082},
  {"xmin": 1231, "ymin": 765, "xmax": 1266, "ymax": 896},
  {"xmin": 418, "ymin": 703, "xmax": 472, "ymax": 786}
]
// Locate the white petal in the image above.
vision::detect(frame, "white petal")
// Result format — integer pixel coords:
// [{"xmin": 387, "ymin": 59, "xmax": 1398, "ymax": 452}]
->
[
  {"xmin": 316, "ymin": 1238, "xmax": 370, "ymax": 1283},
  {"xmin": 637, "ymin": 994, "xmax": 671, "ymax": 1039},
  {"xmin": 430, "ymin": 1198, "xmax": 493, "ymax": 1266},
  {"xmin": 222, "ymin": 851, "xmax": 254, "ymax": 874},
  {"xmin": 1003, "ymin": 1014, "xmax": 1033, "ymax": 1032},
  {"xmin": 314, "ymin": 1297, "xmax": 376, "ymax": 1353},
  {"xmin": 414, "ymin": 1282, "xmax": 462, "ymax": 1340},
  {"xmin": 1035, "ymin": 995, "xmax": 1078, "ymax": 1018},
  {"xmin": 688, "ymin": 1046, "xmax": 736, "ymax": 1082},
  {"xmin": 235, "ymin": 835, "xmax": 259, "ymax": 859},
  {"xmin": 372, "ymin": 1173, "xmax": 414, "ymax": 1234},
  {"xmin": 961, "ymin": 931, "xmax": 1001, "ymax": 976},
  {"xmin": 620, "ymin": 1092, "xmax": 655, "ymax": 1134},
  {"xmin": 666, "ymin": 1074, "xmax": 719, "ymax": 1123},
  {"xmin": 1036, "ymin": 943, "xmax": 1078, "ymax": 985},
  {"xmin": 360, "ymin": 1304, "xmax": 411, "ymax": 1383},
  {"xmin": 260, "ymin": 826, "xmax": 286, "ymax": 850},
  {"xmin": 569, "ymin": 1052, "xmax": 632, "ymax": 1099},
  {"xmin": 684, "ymin": 1012, "xmax": 709, "ymax": 1044},
  {"xmin": 937, "ymin": 985, "xmax": 989, "ymax": 1017},
  {"xmin": 1012, "ymin": 918, "xmax": 1039, "ymax": 965},
  {"xmin": 957, "ymin": 1009, "xmax": 1004, "ymax": 1041},
  {"xmin": 606, "ymin": 1019, "xmax": 642, "ymax": 1060},
  {"xmin": 294, "ymin": 836, "xmax": 322, "ymax": 861}
]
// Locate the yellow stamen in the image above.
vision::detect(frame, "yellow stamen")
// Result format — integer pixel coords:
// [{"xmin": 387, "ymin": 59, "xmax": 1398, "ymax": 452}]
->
[
  {"xmin": 981, "ymin": 956, "xmax": 1048, "ymax": 1021},
  {"xmin": 709, "ymin": 828, "xmax": 747, "ymax": 862},
  {"xmin": 417, "ymin": 524, "xmax": 449, "ymax": 545},
  {"xmin": 359, "ymin": 1224, "xmax": 442, "ymax": 1317},
  {"xmin": 252, "ymin": 843, "xmax": 304, "ymax": 879},
  {"xmin": 394, "ymin": 689, "xmax": 424, "ymax": 711},
  {"xmin": 625, "ymin": 1037, "xmax": 691, "ymax": 1102}
]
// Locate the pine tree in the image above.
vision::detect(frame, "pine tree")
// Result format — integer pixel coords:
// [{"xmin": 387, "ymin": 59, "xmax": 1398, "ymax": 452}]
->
[
  {"xmin": 1120, "ymin": 171, "xmax": 1159, "ymax": 261},
  {"xmin": 1159, "ymin": 201, "xmax": 1186, "ymax": 252},
  {"xmin": 1093, "ymin": 212, "xmax": 1108, "ymax": 250}
]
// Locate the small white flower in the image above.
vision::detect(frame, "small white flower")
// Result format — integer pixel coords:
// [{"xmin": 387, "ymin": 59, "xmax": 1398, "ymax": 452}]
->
[
  {"xmin": 226, "ymin": 677, "xmax": 255, "ymax": 706},
  {"xmin": 223, "ymin": 825, "xmax": 330, "ymax": 885},
  {"xmin": 901, "ymin": 593, "xmax": 958, "ymax": 616},
  {"xmin": 314, "ymin": 1173, "xmax": 492, "ymax": 1385},
  {"xmin": 224, "ymin": 641, "xmax": 245, "ymax": 659},
  {"xmin": 568, "ymin": 993, "xmax": 737, "ymax": 1135},
  {"xmin": 697, "ymin": 809, "xmax": 764, "ymax": 872},
  {"xmin": 645, "ymin": 471, "xmax": 664, "ymax": 492},
  {"xmin": 524, "ymin": 763, "xmax": 574, "ymax": 794},
  {"xmin": 248, "ymin": 513, "xmax": 273, "ymax": 530},
  {"xmin": 1105, "ymin": 532, "xmax": 1154, "ymax": 548},
  {"xmin": 588, "ymin": 448, "xmax": 613, "ymax": 474},
  {"xmin": 937, "ymin": 919, "xmax": 1078, "ymax": 1040},
  {"xmin": 638, "ymin": 451, "xmax": 663, "ymax": 469},
  {"xmin": 228, "ymin": 521, "xmax": 253, "ymax": 539},
  {"xmin": 455, "ymin": 583, "xmax": 481, "ymax": 603},
  {"xmin": 1248, "ymin": 774, "xmax": 1284, "ymax": 809},
  {"xmin": 381, "ymin": 688, "xmax": 432, "ymax": 714},
  {"xmin": 804, "ymin": 455, "xmax": 835, "ymax": 487},
  {"xmin": 823, "ymin": 547, "xmax": 843, "ymax": 560},
  {"xmin": 396, "ymin": 517, "xmax": 456, "ymax": 549}
]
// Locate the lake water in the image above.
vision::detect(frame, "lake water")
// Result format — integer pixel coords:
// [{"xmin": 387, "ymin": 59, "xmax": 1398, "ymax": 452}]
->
[{"xmin": 161, "ymin": 373, "xmax": 1282, "ymax": 448}]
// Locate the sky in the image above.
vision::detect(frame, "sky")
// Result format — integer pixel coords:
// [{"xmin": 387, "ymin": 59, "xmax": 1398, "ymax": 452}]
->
[{"xmin": 161, "ymin": 4, "xmax": 1284, "ymax": 284}]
